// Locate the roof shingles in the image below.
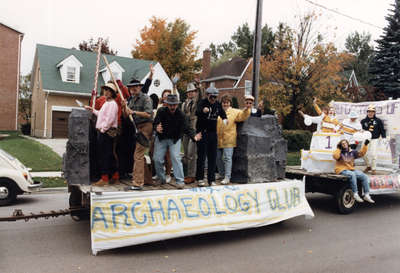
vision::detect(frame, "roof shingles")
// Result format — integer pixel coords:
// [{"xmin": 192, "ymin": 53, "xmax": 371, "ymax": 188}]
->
[
  {"xmin": 36, "ymin": 44, "xmax": 155, "ymax": 95},
  {"xmin": 207, "ymin": 57, "xmax": 248, "ymax": 79}
]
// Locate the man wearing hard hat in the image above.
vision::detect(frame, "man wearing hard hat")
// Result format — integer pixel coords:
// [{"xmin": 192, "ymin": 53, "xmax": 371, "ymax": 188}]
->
[
  {"xmin": 361, "ymin": 105, "xmax": 386, "ymax": 175},
  {"xmin": 341, "ymin": 110, "xmax": 362, "ymax": 146},
  {"xmin": 181, "ymin": 82, "xmax": 200, "ymax": 184}
]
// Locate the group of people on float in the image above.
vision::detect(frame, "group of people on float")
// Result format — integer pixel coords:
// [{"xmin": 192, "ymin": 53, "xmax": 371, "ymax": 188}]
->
[
  {"xmin": 299, "ymin": 97, "xmax": 386, "ymax": 204},
  {"xmin": 85, "ymin": 66, "xmax": 263, "ymax": 190}
]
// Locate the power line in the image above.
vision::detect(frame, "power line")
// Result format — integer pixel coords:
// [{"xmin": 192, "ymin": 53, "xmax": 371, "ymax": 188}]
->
[{"xmin": 304, "ymin": 0, "xmax": 384, "ymax": 30}]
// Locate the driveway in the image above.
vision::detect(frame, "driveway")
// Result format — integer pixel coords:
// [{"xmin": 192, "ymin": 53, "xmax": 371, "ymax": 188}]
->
[{"xmin": 25, "ymin": 136, "xmax": 67, "ymax": 157}]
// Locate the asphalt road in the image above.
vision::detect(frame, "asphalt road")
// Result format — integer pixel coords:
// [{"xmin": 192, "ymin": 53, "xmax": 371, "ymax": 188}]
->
[{"xmin": 1, "ymin": 192, "xmax": 400, "ymax": 273}]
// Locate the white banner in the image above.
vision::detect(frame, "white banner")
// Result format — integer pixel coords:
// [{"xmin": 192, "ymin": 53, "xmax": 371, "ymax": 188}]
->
[
  {"xmin": 332, "ymin": 99, "xmax": 400, "ymax": 136},
  {"xmin": 332, "ymin": 99, "xmax": 400, "ymax": 167},
  {"xmin": 90, "ymin": 181, "xmax": 314, "ymax": 254}
]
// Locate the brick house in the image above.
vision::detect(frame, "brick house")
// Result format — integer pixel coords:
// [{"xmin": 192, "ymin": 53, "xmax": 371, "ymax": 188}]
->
[
  {"xmin": 200, "ymin": 49, "xmax": 253, "ymax": 107},
  {"xmin": 31, "ymin": 44, "xmax": 172, "ymax": 138},
  {"xmin": 0, "ymin": 23, "xmax": 23, "ymax": 130}
]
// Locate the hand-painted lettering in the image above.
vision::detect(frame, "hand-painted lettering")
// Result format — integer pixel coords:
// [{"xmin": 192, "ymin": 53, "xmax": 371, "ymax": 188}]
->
[
  {"xmin": 167, "ymin": 199, "xmax": 182, "ymax": 220},
  {"xmin": 211, "ymin": 195, "xmax": 226, "ymax": 215},
  {"xmin": 91, "ymin": 206, "xmax": 108, "ymax": 230},
  {"xmin": 180, "ymin": 197, "xmax": 199, "ymax": 218},
  {"xmin": 110, "ymin": 203, "xmax": 131, "ymax": 229},
  {"xmin": 224, "ymin": 194, "xmax": 238, "ymax": 213},
  {"xmin": 131, "ymin": 201, "xmax": 147, "ymax": 226},
  {"xmin": 148, "ymin": 200, "xmax": 166, "ymax": 223},
  {"xmin": 238, "ymin": 193, "xmax": 250, "ymax": 212},
  {"xmin": 198, "ymin": 197, "xmax": 211, "ymax": 216}
]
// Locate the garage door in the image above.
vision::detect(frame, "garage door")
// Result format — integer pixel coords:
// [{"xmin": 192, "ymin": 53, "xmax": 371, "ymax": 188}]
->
[{"xmin": 52, "ymin": 111, "xmax": 70, "ymax": 138}]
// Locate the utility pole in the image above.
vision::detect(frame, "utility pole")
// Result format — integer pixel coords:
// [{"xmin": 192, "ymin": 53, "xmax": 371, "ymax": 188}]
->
[{"xmin": 251, "ymin": 0, "xmax": 263, "ymax": 105}]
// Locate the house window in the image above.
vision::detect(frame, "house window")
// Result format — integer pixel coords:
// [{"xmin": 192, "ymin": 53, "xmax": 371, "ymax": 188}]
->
[
  {"xmin": 66, "ymin": 66, "xmax": 76, "ymax": 82},
  {"xmin": 112, "ymin": 71, "xmax": 121, "ymax": 80},
  {"xmin": 245, "ymin": 80, "xmax": 252, "ymax": 96}
]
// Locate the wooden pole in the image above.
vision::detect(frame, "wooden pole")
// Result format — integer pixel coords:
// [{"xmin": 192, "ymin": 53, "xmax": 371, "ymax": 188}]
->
[
  {"xmin": 91, "ymin": 38, "xmax": 102, "ymax": 108},
  {"xmin": 102, "ymin": 55, "xmax": 134, "ymax": 122},
  {"xmin": 251, "ymin": 0, "xmax": 263, "ymax": 106}
]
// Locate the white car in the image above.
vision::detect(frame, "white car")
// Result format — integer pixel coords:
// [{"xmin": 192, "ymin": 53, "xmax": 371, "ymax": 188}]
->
[{"xmin": 0, "ymin": 148, "xmax": 42, "ymax": 205}]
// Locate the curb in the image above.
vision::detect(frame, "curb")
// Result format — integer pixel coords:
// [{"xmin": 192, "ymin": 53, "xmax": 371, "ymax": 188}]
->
[{"xmin": 33, "ymin": 187, "xmax": 68, "ymax": 194}]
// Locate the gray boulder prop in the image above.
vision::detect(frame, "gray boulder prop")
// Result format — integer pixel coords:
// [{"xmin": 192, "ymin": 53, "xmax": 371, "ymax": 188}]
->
[
  {"xmin": 231, "ymin": 115, "xmax": 287, "ymax": 183},
  {"xmin": 63, "ymin": 109, "xmax": 91, "ymax": 185}
]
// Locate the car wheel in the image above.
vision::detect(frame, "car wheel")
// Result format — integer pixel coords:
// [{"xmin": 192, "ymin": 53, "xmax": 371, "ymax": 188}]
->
[
  {"xmin": 0, "ymin": 179, "xmax": 17, "ymax": 206},
  {"xmin": 336, "ymin": 186, "xmax": 356, "ymax": 214}
]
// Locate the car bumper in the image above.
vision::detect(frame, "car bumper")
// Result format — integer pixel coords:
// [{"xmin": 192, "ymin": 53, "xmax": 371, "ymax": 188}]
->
[{"xmin": 28, "ymin": 180, "xmax": 42, "ymax": 191}]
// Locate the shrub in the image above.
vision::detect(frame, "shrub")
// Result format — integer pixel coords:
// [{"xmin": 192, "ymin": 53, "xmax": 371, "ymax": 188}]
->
[
  {"xmin": 283, "ymin": 130, "xmax": 312, "ymax": 152},
  {"xmin": 20, "ymin": 123, "xmax": 31, "ymax": 135}
]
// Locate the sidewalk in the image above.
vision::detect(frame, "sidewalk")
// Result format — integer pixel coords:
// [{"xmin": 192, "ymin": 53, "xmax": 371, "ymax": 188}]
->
[
  {"xmin": 30, "ymin": 171, "xmax": 67, "ymax": 193},
  {"xmin": 36, "ymin": 187, "xmax": 68, "ymax": 193},
  {"xmin": 22, "ymin": 135, "xmax": 67, "ymax": 157},
  {"xmin": 31, "ymin": 171, "xmax": 63, "ymax": 177}
]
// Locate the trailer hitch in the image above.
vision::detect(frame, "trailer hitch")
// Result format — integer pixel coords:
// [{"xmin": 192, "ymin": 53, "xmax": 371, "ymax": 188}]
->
[{"xmin": 0, "ymin": 208, "xmax": 87, "ymax": 222}]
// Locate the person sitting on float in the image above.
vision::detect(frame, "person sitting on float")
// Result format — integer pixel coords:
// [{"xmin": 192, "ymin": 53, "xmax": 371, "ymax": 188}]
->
[{"xmin": 333, "ymin": 139, "xmax": 375, "ymax": 204}]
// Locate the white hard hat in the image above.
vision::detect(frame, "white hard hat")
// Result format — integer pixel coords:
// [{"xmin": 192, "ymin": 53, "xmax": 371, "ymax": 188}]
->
[
  {"xmin": 367, "ymin": 104, "xmax": 376, "ymax": 112},
  {"xmin": 349, "ymin": 111, "xmax": 358, "ymax": 119}
]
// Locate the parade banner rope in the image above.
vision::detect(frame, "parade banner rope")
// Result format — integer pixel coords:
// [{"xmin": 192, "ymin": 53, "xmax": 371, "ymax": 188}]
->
[{"xmin": 90, "ymin": 180, "xmax": 314, "ymax": 255}]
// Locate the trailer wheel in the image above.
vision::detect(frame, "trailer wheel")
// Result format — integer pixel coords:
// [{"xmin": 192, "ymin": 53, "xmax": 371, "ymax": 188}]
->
[
  {"xmin": 0, "ymin": 179, "xmax": 17, "ymax": 206},
  {"xmin": 336, "ymin": 186, "xmax": 356, "ymax": 214}
]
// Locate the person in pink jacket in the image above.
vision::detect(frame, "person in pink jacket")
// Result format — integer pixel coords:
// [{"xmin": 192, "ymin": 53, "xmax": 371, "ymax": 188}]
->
[{"xmin": 85, "ymin": 82, "xmax": 119, "ymax": 186}]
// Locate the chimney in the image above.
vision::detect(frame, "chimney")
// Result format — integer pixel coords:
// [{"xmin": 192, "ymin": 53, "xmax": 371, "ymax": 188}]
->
[{"xmin": 201, "ymin": 49, "xmax": 211, "ymax": 80}]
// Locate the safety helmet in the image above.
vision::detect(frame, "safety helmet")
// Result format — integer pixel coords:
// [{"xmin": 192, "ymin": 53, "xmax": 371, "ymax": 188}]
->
[{"xmin": 206, "ymin": 86, "xmax": 219, "ymax": 96}]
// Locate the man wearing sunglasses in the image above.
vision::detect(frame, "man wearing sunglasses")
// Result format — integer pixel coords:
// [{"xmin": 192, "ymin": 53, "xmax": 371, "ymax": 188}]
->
[{"xmin": 195, "ymin": 86, "xmax": 227, "ymax": 186}]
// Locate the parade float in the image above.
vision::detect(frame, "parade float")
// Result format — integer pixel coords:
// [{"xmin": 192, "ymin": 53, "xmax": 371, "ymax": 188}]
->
[{"xmin": 287, "ymin": 99, "xmax": 400, "ymax": 214}]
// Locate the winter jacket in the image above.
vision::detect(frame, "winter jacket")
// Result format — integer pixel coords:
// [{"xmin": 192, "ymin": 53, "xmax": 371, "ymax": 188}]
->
[
  {"xmin": 217, "ymin": 107, "xmax": 250, "ymax": 148},
  {"xmin": 195, "ymin": 98, "xmax": 227, "ymax": 133},
  {"xmin": 153, "ymin": 106, "xmax": 196, "ymax": 143},
  {"xmin": 361, "ymin": 116, "xmax": 386, "ymax": 139},
  {"xmin": 333, "ymin": 144, "xmax": 368, "ymax": 174}
]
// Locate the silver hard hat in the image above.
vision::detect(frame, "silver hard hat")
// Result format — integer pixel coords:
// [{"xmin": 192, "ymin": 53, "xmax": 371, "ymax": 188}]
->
[
  {"xmin": 206, "ymin": 86, "xmax": 219, "ymax": 96},
  {"xmin": 186, "ymin": 83, "xmax": 196, "ymax": 93}
]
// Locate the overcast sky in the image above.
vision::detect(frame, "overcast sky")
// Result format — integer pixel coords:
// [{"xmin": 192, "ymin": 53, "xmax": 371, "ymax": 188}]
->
[{"xmin": 0, "ymin": 0, "xmax": 394, "ymax": 75}]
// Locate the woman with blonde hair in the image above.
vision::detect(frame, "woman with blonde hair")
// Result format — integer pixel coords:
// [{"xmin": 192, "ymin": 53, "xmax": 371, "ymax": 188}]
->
[{"xmin": 216, "ymin": 94, "xmax": 252, "ymax": 184}]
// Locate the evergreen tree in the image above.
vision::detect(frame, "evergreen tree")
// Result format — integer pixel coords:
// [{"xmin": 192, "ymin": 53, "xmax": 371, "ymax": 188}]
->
[
  {"xmin": 369, "ymin": 0, "xmax": 400, "ymax": 99},
  {"xmin": 209, "ymin": 23, "xmax": 274, "ymax": 63},
  {"xmin": 344, "ymin": 31, "xmax": 374, "ymax": 85}
]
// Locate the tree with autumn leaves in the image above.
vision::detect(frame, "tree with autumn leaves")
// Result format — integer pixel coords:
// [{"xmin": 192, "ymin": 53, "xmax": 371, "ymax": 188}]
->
[
  {"xmin": 132, "ymin": 14, "xmax": 355, "ymax": 129},
  {"xmin": 260, "ymin": 13, "xmax": 353, "ymax": 129},
  {"xmin": 132, "ymin": 16, "xmax": 200, "ymax": 93}
]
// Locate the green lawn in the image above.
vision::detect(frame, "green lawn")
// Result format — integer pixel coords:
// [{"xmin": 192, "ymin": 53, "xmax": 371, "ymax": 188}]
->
[
  {"xmin": 287, "ymin": 151, "xmax": 300, "ymax": 166},
  {"xmin": 0, "ymin": 131, "xmax": 62, "ymax": 171},
  {"xmin": 34, "ymin": 177, "xmax": 66, "ymax": 188}
]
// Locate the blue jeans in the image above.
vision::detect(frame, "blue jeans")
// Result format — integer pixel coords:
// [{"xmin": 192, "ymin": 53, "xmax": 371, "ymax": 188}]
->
[
  {"xmin": 340, "ymin": 169, "xmax": 370, "ymax": 194},
  {"xmin": 216, "ymin": 148, "xmax": 234, "ymax": 179},
  {"xmin": 154, "ymin": 137, "xmax": 184, "ymax": 184}
]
